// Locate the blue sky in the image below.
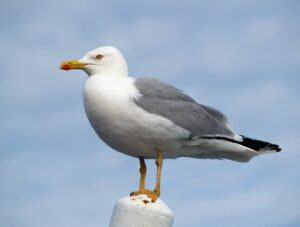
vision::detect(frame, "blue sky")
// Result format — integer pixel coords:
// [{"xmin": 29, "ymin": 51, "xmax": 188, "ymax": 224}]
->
[{"xmin": 1, "ymin": 0, "xmax": 300, "ymax": 226}]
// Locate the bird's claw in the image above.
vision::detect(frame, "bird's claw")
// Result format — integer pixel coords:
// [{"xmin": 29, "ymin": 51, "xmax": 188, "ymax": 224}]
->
[{"xmin": 130, "ymin": 189, "xmax": 160, "ymax": 203}]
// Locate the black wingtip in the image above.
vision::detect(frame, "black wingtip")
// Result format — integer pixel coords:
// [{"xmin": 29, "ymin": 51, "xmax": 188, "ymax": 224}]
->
[
  {"xmin": 269, "ymin": 144, "xmax": 281, "ymax": 152},
  {"xmin": 195, "ymin": 135, "xmax": 282, "ymax": 153},
  {"xmin": 240, "ymin": 135, "xmax": 281, "ymax": 153},
  {"xmin": 275, "ymin": 146, "xmax": 282, "ymax": 152}
]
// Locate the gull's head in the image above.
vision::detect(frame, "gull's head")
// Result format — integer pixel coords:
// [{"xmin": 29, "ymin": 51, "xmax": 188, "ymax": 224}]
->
[{"xmin": 60, "ymin": 46, "xmax": 128, "ymax": 76}]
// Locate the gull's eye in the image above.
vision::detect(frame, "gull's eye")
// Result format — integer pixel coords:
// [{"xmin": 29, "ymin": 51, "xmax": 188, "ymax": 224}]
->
[{"xmin": 95, "ymin": 54, "xmax": 104, "ymax": 60}]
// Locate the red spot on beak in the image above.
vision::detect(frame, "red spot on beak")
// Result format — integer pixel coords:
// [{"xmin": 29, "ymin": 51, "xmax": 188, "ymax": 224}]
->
[{"xmin": 61, "ymin": 64, "xmax": 71, "ymax": 70}]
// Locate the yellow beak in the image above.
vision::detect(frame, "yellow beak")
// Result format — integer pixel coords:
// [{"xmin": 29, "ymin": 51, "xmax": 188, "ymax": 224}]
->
[{"xmin": 60, "ymin": 59, "xmax": 87, "ymax": 70}]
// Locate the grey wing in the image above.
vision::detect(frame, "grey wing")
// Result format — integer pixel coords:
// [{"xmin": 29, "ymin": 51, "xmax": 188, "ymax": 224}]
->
[
  {"xmin": 134, "ymin": 78, "xmax": 235, "ymax": 138},
  {"xmin": 200, "ymin": 104, "xmax": 229, "ymax": 125},
  {"xmin": 134, "ymin": 77, "xmax": 196, "ymax": 102}
]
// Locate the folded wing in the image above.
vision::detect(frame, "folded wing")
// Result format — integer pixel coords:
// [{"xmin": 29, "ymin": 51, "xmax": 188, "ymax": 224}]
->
[{"xmin": 134, "ymin": 78, "xmax": 236, "ymax": 139}]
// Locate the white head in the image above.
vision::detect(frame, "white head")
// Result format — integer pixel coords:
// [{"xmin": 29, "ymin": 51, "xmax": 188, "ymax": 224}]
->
[{"xmin": 60, "ymin": 46, "xmax": 128, "ymax": 77}]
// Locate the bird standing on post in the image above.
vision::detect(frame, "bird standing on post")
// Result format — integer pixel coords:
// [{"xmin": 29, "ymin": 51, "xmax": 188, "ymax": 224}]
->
[{"xmin": 60, "ymin": 46, "xmax": 281, "ymax": 202}]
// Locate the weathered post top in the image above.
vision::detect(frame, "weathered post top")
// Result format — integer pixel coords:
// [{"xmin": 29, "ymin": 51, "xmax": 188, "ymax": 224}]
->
[{"xmin": 109, "ymin": 195, "xmax": 175, "ymax": 227}]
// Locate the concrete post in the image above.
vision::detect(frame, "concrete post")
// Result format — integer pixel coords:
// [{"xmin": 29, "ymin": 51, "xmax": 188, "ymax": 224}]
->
[{"xmin": 109, "ymin": 194, "xmax": 175, "ymax": 227}]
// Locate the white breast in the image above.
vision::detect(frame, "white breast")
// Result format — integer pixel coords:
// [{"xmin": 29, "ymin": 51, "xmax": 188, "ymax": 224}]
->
[{"xmin": 83, "ymin": 75, "xmax": 189, "ymax": 158}]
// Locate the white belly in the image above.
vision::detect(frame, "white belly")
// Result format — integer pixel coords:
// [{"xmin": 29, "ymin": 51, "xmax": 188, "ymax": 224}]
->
[{"xmin": 83, "ymin": 75, "xmax": 189, "ymax": 158}]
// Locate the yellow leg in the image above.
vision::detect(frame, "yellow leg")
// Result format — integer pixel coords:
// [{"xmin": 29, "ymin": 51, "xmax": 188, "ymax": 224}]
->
[
  {"xmin": 130, "ymin": 150, "xmax": 163, "ymax": 202},
  {"xmin": 154, "ymin": 149, "xmax": 163, "ymax": 197},
  {"xmin": 139, "ymin": 157, "xmax": 146, "ymax": 190}
]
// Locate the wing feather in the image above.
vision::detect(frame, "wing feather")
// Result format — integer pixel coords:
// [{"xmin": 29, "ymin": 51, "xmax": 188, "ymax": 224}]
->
[{"xmin": 134, "ymin": 78, "xmax": 235, "ymax": 138}]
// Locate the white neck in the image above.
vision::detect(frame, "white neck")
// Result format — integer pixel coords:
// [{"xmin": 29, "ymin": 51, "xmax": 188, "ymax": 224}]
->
[{"xmin": 83, "ymin": 65, "xmax": 129, "ymax": 77}]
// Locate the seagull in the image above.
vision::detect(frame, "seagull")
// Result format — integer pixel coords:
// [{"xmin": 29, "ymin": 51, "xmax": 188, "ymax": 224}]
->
[{"xmin": 60, "ymin": 46, "xmax": 281, "ymax": 202}]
